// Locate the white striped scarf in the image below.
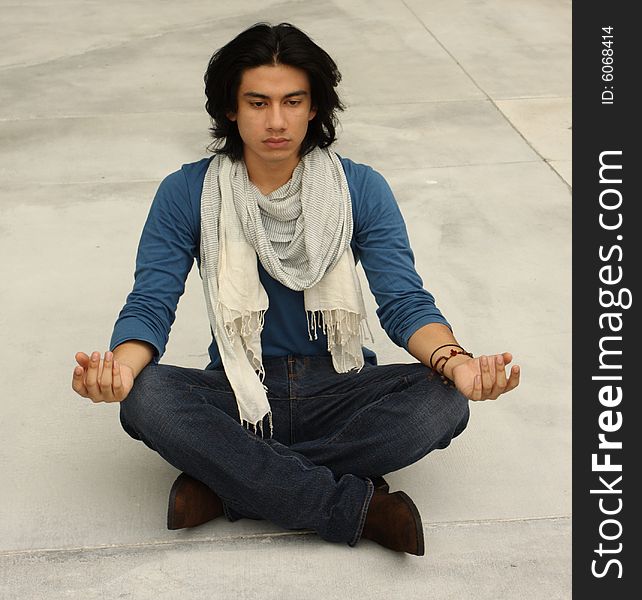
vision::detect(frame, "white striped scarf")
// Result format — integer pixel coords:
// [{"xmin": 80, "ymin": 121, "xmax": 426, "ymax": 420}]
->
[{"xmin": 199, "ymin": 147, "xmax": 372, "ymax": 438}]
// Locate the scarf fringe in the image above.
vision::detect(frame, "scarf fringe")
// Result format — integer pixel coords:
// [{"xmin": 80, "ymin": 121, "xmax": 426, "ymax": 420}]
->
[
  {"xmin": 242, "ymin": 410, "xmax": 273, "ymax": 439},
  {"xmin": 220, "ymin": 305, "xmax": 266, "ymax": 339},
  {"xmin": 307, "ymin": 308, "xmax": 372, "ymax": 345},
  {"xmin": 306, "ymin": 308, "xmax": 374, "ymax": 372},
  {"xmin": 219, "ymin": 303, "xmax": 268, "ymax": 381}
]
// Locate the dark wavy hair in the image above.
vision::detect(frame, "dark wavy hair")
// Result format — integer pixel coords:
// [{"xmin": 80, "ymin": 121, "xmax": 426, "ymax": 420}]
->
[{"xmin": 204, "ymin": 22, "xmax": 344, "ymax": 160}]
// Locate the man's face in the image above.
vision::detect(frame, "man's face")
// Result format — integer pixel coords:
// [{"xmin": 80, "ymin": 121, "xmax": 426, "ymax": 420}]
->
[{"xmin": 228, "ymin": 64, "xmax": 317, "ymax": 170}]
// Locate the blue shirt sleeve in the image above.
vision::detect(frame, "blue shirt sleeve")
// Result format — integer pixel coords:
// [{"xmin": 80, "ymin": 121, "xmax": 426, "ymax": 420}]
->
[
  {"xmin": 346, "ymin": 159, "xmax": 451, "ymax": 349},
  {"xmin": 109, "ymin": 168, "xmax": 198, "ymax": 362}
]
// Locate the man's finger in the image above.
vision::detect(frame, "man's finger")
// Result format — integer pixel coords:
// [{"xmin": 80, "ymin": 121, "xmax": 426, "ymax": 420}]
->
[
  {"xmin": 480, "ymin": 355, "xmax": 493, "ymax": 395},
  {"xmin": 471, "ymin": 374, "xmax": 482, "ymax": 401},
  {"xmin": 75, "ymin": 352, "xmax": 91, "ymax": 368},
  {"xmin": 493, "ymin": 354, "xmax": 508, "ymax": 396},
  {"xmin": 72, "ymin": 366, "xmax": 89, "ymax": 397},
  {"xmin": 85, "ymin": 351, "xmax": 101, "ymax": 396},
  {"xmin": 504, "ymin": 365, "xmax": 521, "ymax": 392},
  {"xmin": 99, "ymin": 351, "xmax": 114, "ymax": 397},
  {"xmin": 112, "ymin": 359, "xmax": 124, "ymax": 401}
]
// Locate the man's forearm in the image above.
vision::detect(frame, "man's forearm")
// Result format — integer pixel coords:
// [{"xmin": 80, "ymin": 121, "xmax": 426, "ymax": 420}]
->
[
  {"xmin": 407, "ymin": 323, "xmax": 473, "ymax": 380},
  {"xmin": 112, "ymin": 340, "xmax": 155, "ymax": 378}
]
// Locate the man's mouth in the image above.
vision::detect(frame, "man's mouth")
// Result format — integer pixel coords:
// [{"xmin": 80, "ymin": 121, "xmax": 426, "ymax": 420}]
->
[{"xmin": 263, "ymin": 138, "xmax": 290, "ymax": 148}]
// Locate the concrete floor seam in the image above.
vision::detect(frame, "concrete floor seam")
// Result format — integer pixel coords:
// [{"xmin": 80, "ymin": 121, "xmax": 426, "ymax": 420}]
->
[
  {"xmin": 0, "ymin": 515, "xmax": 571, "ymax": 560},
  {"xmin": 0, "ymin": 97, "xmax": 518, "ymax": 123},
  {"xmin": 400, "ymin": 0, "xmax": 565, "ymax": 182},
  {"xmin": 380, "ymin": 159, "xmax": 542, "ymax": 171}
]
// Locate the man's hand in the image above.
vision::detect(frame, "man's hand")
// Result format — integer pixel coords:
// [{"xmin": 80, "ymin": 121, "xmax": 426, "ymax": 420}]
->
[
  {"xmin": 72, "ymin": 351, "xmax": 134, "ymax": 403},
  {"xmin": 451, "ymin": 352, "xmax": 520, "ymax": 401}
]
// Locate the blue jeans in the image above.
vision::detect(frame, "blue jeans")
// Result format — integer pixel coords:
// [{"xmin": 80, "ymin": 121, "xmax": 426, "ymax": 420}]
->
[{"xmin": 119, "ymin": 355, "xmax": 469, "ymax": 547}]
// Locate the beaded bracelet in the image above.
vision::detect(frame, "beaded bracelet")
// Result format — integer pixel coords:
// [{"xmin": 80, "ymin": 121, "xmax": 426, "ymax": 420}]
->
[
  {"xmin": 432, "ymin": 354, "xmax": 450, "ymax": 374},
  {"xmin": 434, "ymin": 347, "xmax": 474, "ymax": 385},
  {"xmin": 429, "ymin": 344, "xmax": 466, "ymax": 370}
]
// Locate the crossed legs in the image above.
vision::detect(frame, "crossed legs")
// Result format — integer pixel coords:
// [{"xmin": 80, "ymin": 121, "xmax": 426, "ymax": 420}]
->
[{"xmin": 119, "ymin": 356, "xmax": 469, "ymax": 546}]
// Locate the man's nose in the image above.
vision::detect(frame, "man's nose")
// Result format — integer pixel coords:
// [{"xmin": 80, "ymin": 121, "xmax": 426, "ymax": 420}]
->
[{"xmin": 266, "ymin": 104, "xmax": 286, "ymax": 131}]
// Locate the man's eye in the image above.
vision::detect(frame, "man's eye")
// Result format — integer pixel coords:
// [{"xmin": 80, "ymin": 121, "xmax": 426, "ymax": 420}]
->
[
  {"xmin": 287, "ymin": 100, "xmax": 301, "ymax": 106},
  {"xmin": 252, "ymin": 102, "xmax": 266, "ymax": 108}
]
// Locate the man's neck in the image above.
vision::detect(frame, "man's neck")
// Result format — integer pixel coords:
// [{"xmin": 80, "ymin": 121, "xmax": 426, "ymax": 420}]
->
[{"xmin": 243, "ymin": 151, "xmax": 300, "ymax": 196}]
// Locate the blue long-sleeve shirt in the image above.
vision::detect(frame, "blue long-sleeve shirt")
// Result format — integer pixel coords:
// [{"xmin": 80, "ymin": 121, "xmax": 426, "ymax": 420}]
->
[{"xmin": 109, "ymin": 154, "xmax": 450, "ymax": 369}]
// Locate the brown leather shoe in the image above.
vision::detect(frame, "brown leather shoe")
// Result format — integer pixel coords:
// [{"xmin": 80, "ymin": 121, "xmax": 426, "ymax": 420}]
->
[
  {"xmin": 360, "ymin": 489, "xmax": 425, "ymax": 556},
  {"xmin": 167, "ymin": 473, "xmax": 224, "ymax": 530}
]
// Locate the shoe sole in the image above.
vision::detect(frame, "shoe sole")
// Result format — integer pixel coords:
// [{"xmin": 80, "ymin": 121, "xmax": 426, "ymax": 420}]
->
[{"xmin": 394, "ymin": 490, "xmax": 425, "ymax": 556}]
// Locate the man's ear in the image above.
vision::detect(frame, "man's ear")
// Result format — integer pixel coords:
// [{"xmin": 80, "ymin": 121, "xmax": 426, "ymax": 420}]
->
[
  {"xmin": 308, "ymin": 107, "xmax": 317, "ymax": 121},
  {"xmin": 227, "ymin": 112, "xmax": 237, "ymax": 122}
]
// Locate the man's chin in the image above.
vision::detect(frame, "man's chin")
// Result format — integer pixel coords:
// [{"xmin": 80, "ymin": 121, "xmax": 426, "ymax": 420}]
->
[
  {"xmin": 258, "ymin": 148, "xmax": 300, "ymax": 163},
  {"xmin": 243, "ymin": 144, "xmax": 303, "ymax": 171}
]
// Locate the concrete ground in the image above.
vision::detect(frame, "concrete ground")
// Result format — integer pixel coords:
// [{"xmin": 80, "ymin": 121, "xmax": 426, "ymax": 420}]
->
[{"xmin": 0, "ymin": 1, "xmax": 571, "ymax": 598}]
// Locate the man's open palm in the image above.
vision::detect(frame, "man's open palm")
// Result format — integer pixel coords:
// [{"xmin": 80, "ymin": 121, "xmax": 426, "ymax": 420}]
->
[
  {"xmin": 452, "ymin": 352, "xmax": 520, "ymax": 401},
  {"xmin": 72, "ymin": 351, "xmax": 134, "ymax": 403}
]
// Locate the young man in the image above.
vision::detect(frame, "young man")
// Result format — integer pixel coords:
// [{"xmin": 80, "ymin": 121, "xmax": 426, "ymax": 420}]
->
[{"xmin": 71, "ymin": 23, "xmax": 520, "ymax": 556}]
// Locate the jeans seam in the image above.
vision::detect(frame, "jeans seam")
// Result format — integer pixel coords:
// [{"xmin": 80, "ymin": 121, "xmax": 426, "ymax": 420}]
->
[
  {"xmin": 188, "ymin": 384, "xmax": 234, "ymax": 395},
  {"xmin": 290, "ymin": 397, "xmax": 295, "ymax": 445},
  {"xmin": 320, "ymin": 394, "xmax": 389, "ymax": 447},
  {"xmin": 349, "ymin": 478, "xmax": 375, "ymax": 547}
]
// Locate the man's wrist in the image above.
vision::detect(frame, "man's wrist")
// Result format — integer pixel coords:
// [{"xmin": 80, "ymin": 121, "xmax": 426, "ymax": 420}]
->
[
  {"xmin": 443, "ymin": 354, "xmax": 474, "ymax": 381},
  {"xmin": 112, "ymin": 340, "xmax": 154, "ymax": 379}
]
